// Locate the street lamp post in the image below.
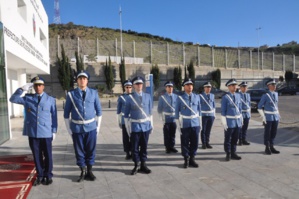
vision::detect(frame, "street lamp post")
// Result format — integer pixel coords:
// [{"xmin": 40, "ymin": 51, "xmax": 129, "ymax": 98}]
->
[{"xmin": 256, "ymin": 27, "xmax": 261, "ymax": 70}]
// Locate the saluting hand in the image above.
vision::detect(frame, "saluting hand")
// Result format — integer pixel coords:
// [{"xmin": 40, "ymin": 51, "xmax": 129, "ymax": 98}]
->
[{"xmin": 21, "ymin": 83, "xmax": 33, "ymax": 91}]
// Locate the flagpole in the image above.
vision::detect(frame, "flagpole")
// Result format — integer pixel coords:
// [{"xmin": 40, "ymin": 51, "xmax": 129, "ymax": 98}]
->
[{"xmin": 119, "ymin": 6, "xmax": 123, "ymax": 58}]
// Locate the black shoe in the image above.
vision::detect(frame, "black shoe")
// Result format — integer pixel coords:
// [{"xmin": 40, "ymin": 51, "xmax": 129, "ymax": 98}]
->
[
  {"xmin": 265, "ymin": 146, "xmax": 272, "ymax": 155},
  {"xmin": 165, "ymin": 148, "xmax": 171, "ymax": 154},
  {"xmin": 139, "ymin": 162, "xmax": 151, "ymax": 174},
  {"xmin": 85, "ymin": 165, "xmax": 96, "ymax": 181},
  {"xmin": 189, "ymin": 157, "xmax": 199, "ymax": 168},
  {"xmin": 231, "ymin": 153, "xmax": 242, "ymax": 160},
  {"xmin": 270, "ymin": 146, "xmax": 280, "ymax": 154},
  {"xmin": 183, "ymin": 157, "xmax": 189, "ymax": 168},
  {"xmin": 206, "ymin": 143, "xmax": 213, "ymax": 149},
  {"xmin": 42, "ymin": 177, "xmax": 53, "ymax": 185},
  {"xmin": 125, "ymin": 152, "xmax": 132, "ymax": 160},
  {"xmin": 238, "ymin": 140, "xmax": 243, "ymax": 146},
  {"xmin": 202, "ymin": 144, "xmax": 207, "ymax": 149},
  {"xmin": 33, "ymin": 177, "xmax": 42, "ymax": 186},
  {"xmin": 242, "ymin": 140, "xmax": 250, "ymax": 145},
  {"xmin": 131, "ymin": 163, "xmax": 139, "ymax": 175},
  {"xmin": 77, "ymin": 166, "xmax": 86, "ymax": 182},
  {"xmin": 226, "ymin": 153, "xmax": 231, "ymax": 161},
  {"xmin": 169, "ymin": 147, "xmax": 178, "ymax": 153}
]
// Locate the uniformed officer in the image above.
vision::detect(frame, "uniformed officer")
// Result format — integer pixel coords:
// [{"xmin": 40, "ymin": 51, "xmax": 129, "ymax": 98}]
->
[
  {"xmin": 199, "ymin": 81, "xmax": 215, "ymax": 149},
  {"xmin": 10, "ymin": 76, "xmax": 57, "ymax": 186},
  {"xmin": 175, "ymin": 78, "xmax": 201, "ymax": 168},
  {"xmin": 124, "ymin": 76, "xmax": 153, "ymax": 175},
  {"xmin": 117, "ymin": 79, "xmax": 133, "ymax": 159},
  {"xmin": 221, "ymin": 79, "xmax": 242, "ymax": 161},
  {"xmin": 257, "ymin": 79, "xmax": 280, "ymax": 155},
  {"xmin": 157, "ymin": 81, "xmax": 178, "ymax": 153},
  {"xmin": 64, "ymin": 70, "xmax": 102, "ymax": 182},
  {"xmin": 237, "ymin": 81, "xmax": 251, "ymax": 145}
]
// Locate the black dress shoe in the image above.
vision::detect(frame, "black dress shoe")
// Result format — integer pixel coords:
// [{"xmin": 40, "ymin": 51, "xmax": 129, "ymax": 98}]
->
[
  {"xmin": 270, "ymin": 146, "xmax": 280, "ymax": 154},
  {"xmin": 43, "ymin": 177, "xmax": 53, "ymax": 185},
  {"xmin": 202, "ymin": 144, "xmax": 206, "ymax": 149},
  {"xmin": 131, "ymin": 163, "xmax": 139, "ymax": 175},
  {"xmin": 165, "ymin": 148, "xmax": 171, "ymax": 153},
  {"xmin": 125, "ymin": 152, "xmax": 132, "ymax": 160},
  {"xmin": 189, "ymin": 157, "xmax": 199, "ymax": 168},
  {"xmin": 206, "ymin": 143, "xmax": 213, "ymax": 149},
  {"xmin": 169, "ymin": 147, "xmax": 178, "ymax": 153},
  {"xmin": 231, "ymin": 153, "xmax": 242, "ymax": 160},
  {"xmin": 242, "ymin": 140, "xmax": 250, "ymax": 145},
  {"xmin": 139, "ymin": 162, "xmax": 151, "ymax": 174},
  {"xmin": 33, "ymin": 178, "xmax": 42, "ymax": 186},
  {"xmin": 265, "ymin": 146, "xmax": 272, "ymax": 155},
  {"xmin": 238, "ymin": 140, "xmax": 243, "ymax": 146},
  {"xmin": 184, "ymin": 157, "xmax": 189, "ymax": 168},
  {"xmin": 226, "ymin": 153, "xmax": 231, "ymax": 161}
]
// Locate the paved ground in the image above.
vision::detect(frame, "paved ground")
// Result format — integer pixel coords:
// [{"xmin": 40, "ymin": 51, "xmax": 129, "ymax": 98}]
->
[{"xmin": 1, "ymin": 99, "xmax": 299, "ymax": 199}]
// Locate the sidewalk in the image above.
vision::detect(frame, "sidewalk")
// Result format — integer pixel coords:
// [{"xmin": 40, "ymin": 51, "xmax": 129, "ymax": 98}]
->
[{"xmin": 1, "ymin": 102, "xmax": 299, "ymax": 199}]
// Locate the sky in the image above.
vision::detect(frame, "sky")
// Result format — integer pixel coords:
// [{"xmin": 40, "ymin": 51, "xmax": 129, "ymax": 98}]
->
[{"xmin": 41, "ymin": 0, "xmax": 299, "ymax": 48}]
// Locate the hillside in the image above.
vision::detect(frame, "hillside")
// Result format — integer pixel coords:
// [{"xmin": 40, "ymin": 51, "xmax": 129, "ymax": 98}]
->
[{"xmin": 49, "ymin": 23, "xmax": 299, "ymax": 56}]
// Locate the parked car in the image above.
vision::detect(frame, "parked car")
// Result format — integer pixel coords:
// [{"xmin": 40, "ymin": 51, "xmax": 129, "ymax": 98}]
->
[
  {"xmin": 277, "ymin": 86, "xmax": 298, "ymax": 96},
  {"xmin": 211, "ymin": 88, "xmax": 226, "ymax": 98},
  {"xmin": 247, "ymin": 89, "xmax": 267, "ymax": 111}
]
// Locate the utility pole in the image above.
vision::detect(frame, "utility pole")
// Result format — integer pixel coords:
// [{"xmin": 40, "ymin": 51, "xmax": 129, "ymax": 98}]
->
[
  {"xmin": 119, "ymin": 6, "xmax": 123, "ymax": 57},
  {"xmin": 256, "ymin": 27, "xmax": 262, "ymax": 70}
]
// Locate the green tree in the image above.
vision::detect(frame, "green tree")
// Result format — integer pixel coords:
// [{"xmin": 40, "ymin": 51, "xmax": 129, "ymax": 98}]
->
[
  {"xmin": 57, "ymin": 44, "xmax": 74, "ymax": 95},
  {"xmin": 211, "ymin": 69, "xmax": 221, "ymax": 89},
  {"xmin": 119, "ymin": 57, "xmax": 126, "ymax": 92},
  {"xmin": 104, "ymin": 56, "xmax": 115, "ymax": 92},
  {"xmin": 173, "ymin": 66, "xmax": 182, "ymax": 90},
  {"xmin": 279, "ymin": 75, "xmax": 284, "ymax": 82},
  {"xmin": 150, "ymin": 64, "xmax": 160, "ymax": 91},
  {"xmin": 285, "ymin": 70, "xmax": 293, "ymax": 86},
  {"xmin": 187, "ymin": 60, "xmax": 195, "ymax": 82},
  {"xmin": 75, "ymin": 51, "xmax": 84, "ymax": 72},
  {"xmin": 184, "ymin": 65, "xmax": 188, "ymax": 80}
]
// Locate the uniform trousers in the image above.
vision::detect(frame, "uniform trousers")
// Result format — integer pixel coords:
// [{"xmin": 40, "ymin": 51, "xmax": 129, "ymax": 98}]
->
[
  {"xmin": 122, "ymin": 124, "xmax": 131, "ymax": 153},
  {"xmin": 131, "ymin": 130, "xmax": 150, "ymax": 163},
  {"xmin": 224, "ymin": 127, "xmax": 240, "ymax": 153},
  {"xmin": 180, "ymin": 126, "xmax": 200, "ymax": 157},
  {"xmin": 239, "ymin": 117, "xmax": 250, "ymax": 140},
  {"xmin": 72, "ymin": 129, "xmax": 97, "ymax": 167},
  {"xmin": 264, "ymin": 120, "xmax": 279, "ymax": 146},
  {"xmin": 29, "ymin": 137, "xmax": 53, "ymax": 178},
  {"xmin": 201, "ymin": 116, "xmax": 214, "ymax": 144},
  {"xmin": 163, "ymin": 122, "xmax": 177, "ymax": 149}
]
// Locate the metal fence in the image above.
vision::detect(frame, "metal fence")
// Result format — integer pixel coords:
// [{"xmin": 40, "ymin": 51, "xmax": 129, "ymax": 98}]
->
[{"xmin": 49, "ymin": 38, "xmax": 298, "ymax": 72}]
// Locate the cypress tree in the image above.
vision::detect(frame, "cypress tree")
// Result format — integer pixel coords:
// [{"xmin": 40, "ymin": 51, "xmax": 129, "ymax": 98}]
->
[
  {"xmin": 104, "ymin": 56, "xmax": 115, "ymax": 92},
  {"xmin": 119, "ymin": 57, "xmax": 126, "ymax": 92},
  {"xmin": 187, "ymin": 60, "xmax": 195, "ymax": 82},
  {"xmin": 173, "ymin": 66, "xmax": 182, "ymax": 90},
  {"xmin": 150, "ymin": 64, "xmax": 160, "ymax": 91},
  {"xmin": 75, "ymin": 51, "xmax": 84, "ymax": 73}
]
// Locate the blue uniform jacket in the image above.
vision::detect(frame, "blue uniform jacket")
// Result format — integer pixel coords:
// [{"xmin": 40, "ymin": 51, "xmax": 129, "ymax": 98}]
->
[
  {"xmin": 117, "ymin": 94, "xmax": 129, "ymax": 125},
  {"xmin": 199, "ymin": 92, "xmax": 215, "ymax": 117},
  {"xmin": 157, "ymin": 93, "xmax": 177, "ymax": 123},
  {"xmin": 10, "ymin": 88, "xmax": 57, "ymax": 138},
  {"xmin": 221, "ymin": 92, "xmax": 242, "ymax": 128},
  {"xmin": 258, "ymin": 91, "xmax": 280, "ymax": 121},
  {"xmin": 124, "ymin": 91, "xmax": 153, "ymax": 132},
  {"xmin": 175, "ymin": 92, "xmax": 201, "ymax": 128},
  {"xmin": 64, "ymin": 87, "xmax": 102, "ymax": 133},
  {"xmin": 237, "ymin": 92, "xmax": 251, "ymax": 119}
]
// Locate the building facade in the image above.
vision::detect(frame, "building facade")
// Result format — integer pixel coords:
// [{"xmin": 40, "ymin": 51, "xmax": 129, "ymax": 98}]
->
[{"xmin": 0, "ymin": 0, "xmax": 49, "ymax": 144}]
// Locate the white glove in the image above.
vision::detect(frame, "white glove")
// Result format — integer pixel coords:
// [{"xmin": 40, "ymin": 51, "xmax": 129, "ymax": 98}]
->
[
  {"xmin": 117, "ymin": 114, "xmax": 122, "ymax": 129},
  {"xmin": 52, "ymin": 133, "xmax": 56, "ymax": 140},
  {"xmin": 257, "ymin": 109, "xmax": 267, "ymax": 124},
  {"xmin": 124, "ymin": 118, "xmax": 131, "ymax": 137},
  {"xmin": 96, "ymin": 116, "xmax": 102, "ymax": 135},
  {"xmin": 199, "ymin": 116, "xmax": 202, "ymax": 132},
  {"xmin": 221, "ymin": 116, "xmax": 228, "ymax": 131},
  {"xmin": 21, "ymin": 83, "xmax": 33, "ymax": 91},
  {"xmin": 150, "ymin": 115, "xmax": 154, "ymax": 131},
  {"xmin": 64, "ymin": 118, "xmax": 72, "ymax": 135},
  {"xmin": 175, "ymin": 119, "xmax": 182, "ymax": 133},
  {"xmin": 213, "ymin": 109, "xmax": 217, "ymax": 119}
]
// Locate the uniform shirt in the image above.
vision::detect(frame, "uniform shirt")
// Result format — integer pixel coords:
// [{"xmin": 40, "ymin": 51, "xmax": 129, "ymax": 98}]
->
[
  {"xmin": 258, "ymin": 91, "xmax": 280, "ymax": 121},
  {"xmin": 117, "ymin": 93, "xmax": 130, "ymax": 125},
  {"xmin": 221, "ymin": 92, "xmax": 242, "ymax": 128},
  {"xmin": 238, "ymin": 92, "xmax": 251, "ymax": 119},
  {"xmin": 199, "ymin": 92, "xmax": 215, "ymax": 117},
  {"xmin": 157, "ymin": 92, "xmax": 177, "ymax": 123},
  {"xmin": 64, "ymin": 87, "xmax": 102, "ymax": 133},
  {"xmin": 175, "ymin": 92, "xmax": 201, "ymax": 128},
  {"xmin": 124, "ymin": 91, "xmax": 152, "ymax": 133},
  {"xmin": 10, "ymin": 88, "xmax": 57, "ymax": 138}
]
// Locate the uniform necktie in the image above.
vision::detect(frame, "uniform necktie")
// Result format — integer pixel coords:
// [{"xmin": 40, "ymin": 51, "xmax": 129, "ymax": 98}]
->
[
  {"xmin": 170, "ymin": 95, "xmax": 173, "ymax": 105},
  {"xmin": 233, "ymin": 94, "xmax": 235, "ymax": 102},
  {"xmin": 189, "ymin": 95, "xmax": 191, "ymax": 106},
  {"xmin": 38, "ymin": 95, "xmax": 41, "ymax": 104},
  {"xmin": 272, "ymin": 93, "xmax": 275, "ymax": 101},
  {"xmin": 207, "ymin": 94, "xmax": 210, "ymax": 101},
  {"xmin": 82, "ymin": 90, "xmax": 86, "ymax": 101},
  {"xmin": 244, "ymin": 93, "xmax": 247, "ymax": 101},
  {"xmin": 139, "ymin": 95, "xmax": 142, "ymax": 103}
]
